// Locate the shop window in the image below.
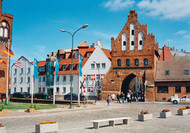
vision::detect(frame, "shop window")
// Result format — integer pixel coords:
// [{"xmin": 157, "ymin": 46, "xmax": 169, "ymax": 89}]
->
[
  {"xmin": 157, "ymin": 86, "xmax": 168, "ymax": 93},
  {"xmin": 186, "ymin": 86, "xmax": 190, "ymax": 93},
  {"xmin": 175, "ymin": 86, "xmax": 181, "ymax": 93}
]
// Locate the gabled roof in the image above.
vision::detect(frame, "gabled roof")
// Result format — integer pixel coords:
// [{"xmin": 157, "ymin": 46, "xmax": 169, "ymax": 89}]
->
[
  {"xmin": 155, "ymin": 60, "xmax": 190, "ymax": 82},
  {"xmin": 38, "ymin": 61, "xmax": 46, "ymax": 66},
  {"xmin": 11, "ymin": 56, "xmax": 32, "ymax": 67},
  {"xmin": 78, "ymin": 41, "xmax": 89, "ymax": 48}
]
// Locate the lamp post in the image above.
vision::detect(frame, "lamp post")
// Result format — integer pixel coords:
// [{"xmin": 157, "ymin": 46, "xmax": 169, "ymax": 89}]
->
[
  {"xmin": 93, "ymin": 61, "xmax": 100, "ymax": 99},
  {"xmin": 60, "ymin": 24, "xmax": 88, "ymax": 108}
]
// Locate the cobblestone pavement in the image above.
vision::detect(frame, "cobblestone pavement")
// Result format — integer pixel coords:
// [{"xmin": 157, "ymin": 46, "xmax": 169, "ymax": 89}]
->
[{"xmin": 0, "ymin": 101, "xmax": 190, "ymax": 133}]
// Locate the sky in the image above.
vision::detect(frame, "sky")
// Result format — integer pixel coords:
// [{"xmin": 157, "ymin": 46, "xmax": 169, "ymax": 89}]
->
[{"xmin": 2, "ymin": 0, "xmax": 190, "ymax": 64}]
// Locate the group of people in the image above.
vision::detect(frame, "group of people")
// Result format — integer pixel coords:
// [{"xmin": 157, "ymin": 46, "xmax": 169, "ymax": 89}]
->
[{"xmin": 106, "ymin": 90, "xmax": 144, "ymax": 105}]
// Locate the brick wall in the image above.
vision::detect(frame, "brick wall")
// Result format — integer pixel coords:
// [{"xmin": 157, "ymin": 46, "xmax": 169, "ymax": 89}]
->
[{"xmin": 155, "ymin": 82, "xmax": 190, "ymax": 101}]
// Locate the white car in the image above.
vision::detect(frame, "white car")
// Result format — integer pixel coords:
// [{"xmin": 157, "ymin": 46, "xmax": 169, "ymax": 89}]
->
[{"xmin": 171, "ymin": 95, "xmax": 190, "ymax": 104}]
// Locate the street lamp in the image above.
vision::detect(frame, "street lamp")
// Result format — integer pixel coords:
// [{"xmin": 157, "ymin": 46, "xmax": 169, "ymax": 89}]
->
[
  {"xmin": 93, "ymin": 61, "xmax": 100, "ymax": 100},
  {"xmin": 60, "ymin": 24, "xmax": 88, "ymax": 108}
]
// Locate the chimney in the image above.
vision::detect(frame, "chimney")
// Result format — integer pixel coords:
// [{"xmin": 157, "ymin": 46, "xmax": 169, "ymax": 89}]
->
[
  {"xmin": 92, "ymin": 43, "xmax": 95, "ymax": 48},
  {"xmin": 173, "ymin": 47, "xmax": 175, "ymax": 51}
]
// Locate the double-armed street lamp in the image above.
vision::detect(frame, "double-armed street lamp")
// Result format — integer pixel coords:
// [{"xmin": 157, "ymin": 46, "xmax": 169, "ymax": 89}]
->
[{"xmin": 60, "ymin": 24, "xmax": 88, "ymax": 108}]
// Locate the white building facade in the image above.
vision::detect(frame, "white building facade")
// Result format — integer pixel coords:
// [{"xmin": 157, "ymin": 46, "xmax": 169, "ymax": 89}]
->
[{"xmin": 11, "ymin": 56, "xmax": 33, "ymax": 94}]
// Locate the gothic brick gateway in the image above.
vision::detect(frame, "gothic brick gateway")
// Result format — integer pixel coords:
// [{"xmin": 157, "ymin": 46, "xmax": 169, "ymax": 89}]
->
[{"xmin": 102, "ymin": 10, "xmax": 159, "ymax": 102}]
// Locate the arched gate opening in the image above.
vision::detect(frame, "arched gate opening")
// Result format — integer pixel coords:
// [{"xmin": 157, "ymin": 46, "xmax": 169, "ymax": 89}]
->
[{"xmin": 121, "ymin": 74, "xmax": 145, "ymax": 102}]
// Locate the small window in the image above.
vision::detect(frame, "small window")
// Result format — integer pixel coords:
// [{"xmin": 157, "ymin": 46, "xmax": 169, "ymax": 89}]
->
[
  {"xmin": 56, "ymin": 76, "xmax": 59, "ymax": 82},
  {"xmin": 117, "ymin": 59, "xmax": 121, "ymax": 66},
  {"xmin": 63, "ymin": 76, "xmax": 66, "ymax": 82},
  {"xmin": 76, "ymin": 64, "xmax": 79, "ymax": 70},
  {"xmin": 175, "ymin": 86, "xmax": 181, "ymax": 93},
  {"xmin": 157, "ymin": 86, "xmax": 168, "ymax": 93},
  {"xmin": 123, "ymin": 41, "xmax": 126, "ymax": 46},
  {"xmin": 56, "ymin": 87, "xmax": 59, "ymax": 93},
  {"xmin": 14, "ymin": 78, "xmax": 17, "ymax": 84},
  {"xmin": 69, "ymin": 64, "xmax": 73, "ymax": 70},
  {"xmin": 39, "ymin": 77, "xmax": 41, "ymax": 82},
  {"xmin": 14, "ymin": 69, "xmax": 17, "ymax": 75},
  {"xmin": 43, "ymin": 87, "xmax": 45, "ymax": 93},
  {"xmin": 96, "ymin": 63, "xmax": 100, "ymax": 69},
  {"xmin": 87, "ymin": 87, "xmax": 91, "ymax": 92},
  {"xmin": 126, "ymin": 59, "xmax": 130, "ymax": 66},
  {"xmin": 62, "ymin": 65, "xmax": 66, "ymax": 71},
  {"xmin": 27, "ymin": 77, "xmax": 30, "ymax": 83},
  {"xmin": 74, "ymin": 51, "xmax": 78, "ymax": 58},
  {"xmin": 96, "ymin": 74, "xmax": 100, "ymax": 80},
  {"xmin": 184, "ymin": 70, "xmax": 189, "ymax": 75},
  {"xmin": 70, "ymin": 76, "xmax": 73, "ymax": 81},
  {"xmin": 144, "ymin": 59, "xmax": 148, "ymax": 66},
  {"xmin": 91, "ymin": 64, "xmax": 95, "ymax": 69},
  {"xmin": 88, "ymin": 53, "xmax": 91, "ymax": 57},
  {"xmin": 102, "ymin": 63, "xmax": 106, "ymax": 69},
  {"xmin": 20, "ymin": 68, "xmax": 23, "ymax": 74},
  {"xmin": 165, "ymin": 70, "xmax": 170, "ymax": 75},
  {"xmin": 86, "ymin": 75, "xmax": 91, "ymax": 81},
  {"xmin": 14, "ymin": 87, "xmax": 16, "ymax": 92},
  {"xmin": 132, "ymin": 30, "xmax": 134, "ymax": 35},
  {"xmin": 135, "ymin": 59, "xmax": 139, "ymax": 66},
  {"xmin": 63, "ymin": 87, "xmax": 66, "ymax": 93},
  {"xmin": 186, "ymin": 86, "xmax": 190, "ymax": 93},
  {"xmin": 28, "ymin": 87, "xmax": 30, "ymax": 93},
  {"xmin": 39, "ymin": 88, "xmax": 41, "ymax": 93},
  {"xmin": 131, "ymin": 41, "xmax": 134, "ymax": 45},
  {"xmin": 139, "ymin": 40, "xmax": 143, "ymax": 45},
  {"xmin": 43, "ymin": 77, "xmax": 45, "ymax": 82},
  {"xmin": 20, "ymin": 77, "xmax": 23, "ymax": 83},
  {"xmin": 28, "ymin": 68, "xmax": 30, "ymax": 74},
  {"xmin": 20, "ymin": 88, "xmax": 23, "ymax": 92}
]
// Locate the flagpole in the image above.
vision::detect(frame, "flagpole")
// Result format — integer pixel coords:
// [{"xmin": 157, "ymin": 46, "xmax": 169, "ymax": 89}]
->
[
  {"xmin": 53, "ymin": 61, "xmax": 56, "ymax": 105},
  {"xmin": 31, "ymin": 72, "xmax": 34, "ymax": 104},
  {"xmin": 5, "ymin": 40, "xmax": 10, "ymax": 105}
]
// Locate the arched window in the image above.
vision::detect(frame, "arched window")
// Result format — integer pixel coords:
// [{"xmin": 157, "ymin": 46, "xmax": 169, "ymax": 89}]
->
[
  {"xmin": 117, "ymin": 59, "xmax": 121, "ymax": 66},
  {"xmin": 144, "ymin": 58, "xmax": 148, "ymax": 66},
  {"xmin": 135, "ymin": 59, "xmax": 139, "ymax": 66},
  {"xmin": 122, "ymin": 32, "xmax": 127, "ymax": 51},
  {"xmin": 126, "ymin": 59, "xmax": 130, "ymax": 66},
  {"xmin": 130, "ymin": 23, "xmax": 135, "ymax": 50},
  {"xmin": 0, "ymin": 21, "xmax": 9, "ymax": 38},
  {"xmin": 138, "ymin": 32, "xmax": 143, "ymax": 50}
]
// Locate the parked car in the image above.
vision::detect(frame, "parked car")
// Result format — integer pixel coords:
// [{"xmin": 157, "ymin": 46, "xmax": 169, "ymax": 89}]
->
[
  {"xmin": 64, "ymin": 93, "xmax": 78, "ymax": 100},
  {"xmin": 171, "ymin": 94, "xmax": 190, "ymax": 104},
  {"xmin": 29, "ymin": 93, "xmax": 48, "ymax": 99},
  {"xmin": 12, "ymin": 92, "xmax": 30, "ymax": 98}
]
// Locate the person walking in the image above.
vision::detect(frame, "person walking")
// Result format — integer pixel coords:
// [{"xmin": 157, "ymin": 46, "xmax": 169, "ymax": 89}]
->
[
  {"xmin": 117, "ymin": 93, "xmax": 120, "ymax": 103},
  {"xmin": 127, "ymin": 92, "xmax": 130, "ymax": 103},
  {"xmin": 107, "ymin": 95, "xmax": 110, "ymax": 106},
  {"xmin": 112, "ymin": 93, "xmax": 115, "ymax": 102}
]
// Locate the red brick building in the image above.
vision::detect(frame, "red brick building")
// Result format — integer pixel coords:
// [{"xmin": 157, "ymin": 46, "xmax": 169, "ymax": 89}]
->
[
  {"xmin": 102, "ymin": 10, "xmax": 159, "ymax": 102},
  {"xmin": 102, "ymin": 10, "xmax": 190, "ymax": 102},
  {"xmin": 0, "ymin": 0, "xmax": 13, "ymax": 95}
]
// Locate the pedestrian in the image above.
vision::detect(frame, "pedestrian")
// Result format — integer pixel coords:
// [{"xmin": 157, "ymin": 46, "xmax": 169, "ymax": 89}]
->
[
  {"xmin": 117, "ymin": 93, "xmax": 120, "ymax": 103},
  {"xmin": 130, "ymin": 91, "xmax": 133, "ymax": 102},
  {"xmin": 120, "ymin": 93, "xmax": 123, "ymax": 103},
  {"xmin": 107, "ymin": 95, "xmax": 110, "ymax": 106},
  {"xmin": 127, "ymin": 93, "xmax": 130, "ymax": 103},
  {"xmin": 112, "ymin": 94, "xmax": 115, "ymax": 101},
  {"xmin": 122, "ymin": 93, "xmax": 125, "ymax": 103}
]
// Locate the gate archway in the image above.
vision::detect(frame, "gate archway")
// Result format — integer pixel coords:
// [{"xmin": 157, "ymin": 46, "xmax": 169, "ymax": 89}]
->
[{"xmin": 121, "ymin": 74, "xmax": 144, "ymax": 101}]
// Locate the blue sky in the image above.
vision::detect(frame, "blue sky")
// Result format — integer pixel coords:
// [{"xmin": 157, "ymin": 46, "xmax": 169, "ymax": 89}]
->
[{"xmin": 3, "ymin": 0, "xmax": 190, "ymax": 64}]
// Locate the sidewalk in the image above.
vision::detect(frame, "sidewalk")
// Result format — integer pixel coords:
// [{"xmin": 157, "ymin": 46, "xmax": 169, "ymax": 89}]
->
[{"xmin": 0, "ymin": 103, "xmax": 105, "ymax": 119}]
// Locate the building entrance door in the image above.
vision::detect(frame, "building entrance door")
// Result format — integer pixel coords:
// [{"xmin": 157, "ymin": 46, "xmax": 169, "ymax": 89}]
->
[{"xmin": 47, "ymin": 88, "xmax": 53, "ymax": 98}]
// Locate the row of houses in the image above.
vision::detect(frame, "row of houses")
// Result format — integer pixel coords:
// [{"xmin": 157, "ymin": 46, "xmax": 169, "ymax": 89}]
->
[{"xmin": 10, "ymin": 40, "xmax": 111, "ymax": 99}]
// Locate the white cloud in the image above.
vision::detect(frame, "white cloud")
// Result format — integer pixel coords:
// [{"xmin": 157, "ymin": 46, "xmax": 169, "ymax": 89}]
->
[
  {"xmin": 137, "ymin": 0, "xmax": 190, "ymax": 20},
  {"xmin": 93, "ymin": 31, "xmax": 116, "ymax": 39},
  {"xmin": 184, "ymin": 34, "xmax": 190, "ymax": 39},
  {"xmin": 175, "ymin": 30, "xmax": 187, "ymax": 35},
  {"xmin": 103, "ymin": 0, "xmax": 135, "ymax": 11}
]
